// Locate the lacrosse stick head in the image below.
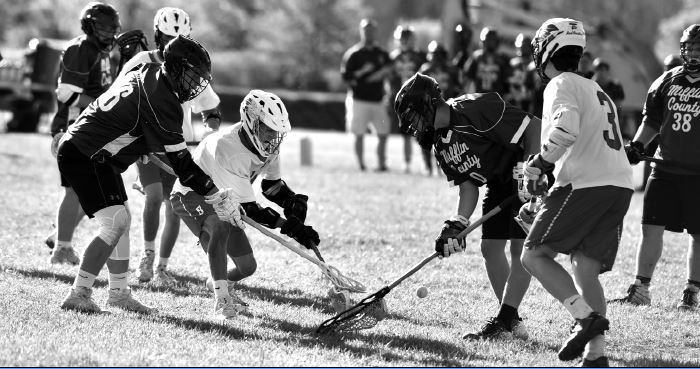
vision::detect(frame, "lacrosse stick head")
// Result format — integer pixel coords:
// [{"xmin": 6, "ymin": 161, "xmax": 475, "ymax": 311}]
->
[
  {"xmin": 328, "ymin": 286, "xmax": 353, "ymax": 313},
  {"xmin": 317, "ymin": 288, "xmax": 390, "ymax": 334},
  {"xmin": 322, "ymin": 264, "xmax": 367, "ymax": 293}
]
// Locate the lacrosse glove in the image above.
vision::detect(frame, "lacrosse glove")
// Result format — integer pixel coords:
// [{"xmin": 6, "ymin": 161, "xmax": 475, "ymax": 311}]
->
[
  {"xmin": 283, "ymin": 194, "xmax": 309, "ymax": 223},
  {"xmin": 513, "ymin": 161, "xmax": 531, "ymax": 203},
  {"xmin": 524, "ymin": 154, "xmax": 554, "ymax": 196},
  {"xmin": 281, "ymin": 216, "xmax": 320, "ymax": 249},
  {"xmin": 50, "ymin": 131, "xmax": 64, "ymax": 158},
  {"xmin": 116, "ymin": 30, "xmax": 148, "ymax": 63},
  {"xmin": 516, "ymin": 201, "xmax": 538, "ymax": 232},
  {"xmin": 435, "ymin": 215, "xmax": 469, "ymax": 258},
  {"xmin": 204, "ymin": 189, "xmax": 245, "ymax": 229},
  {"xmin": 624, "ymin": 141, "xmax": 645, "ymax": 165}
]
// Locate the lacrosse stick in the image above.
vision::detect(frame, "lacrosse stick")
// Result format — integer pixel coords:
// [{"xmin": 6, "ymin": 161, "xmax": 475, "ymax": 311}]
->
[
  {"xmin": 316, "ymin": 195, "xmax": 516, "ymax": 334},
  {"xmin": 242, "ymin": 215, "xmax": 366, "ymax": 293},
  {"xmin": 514, "ymin": 196, "xmax": 541, "ymax": 233},
  {"xmin": 640, "ymin": 155, "xmax": 700, "ymax": 172}
]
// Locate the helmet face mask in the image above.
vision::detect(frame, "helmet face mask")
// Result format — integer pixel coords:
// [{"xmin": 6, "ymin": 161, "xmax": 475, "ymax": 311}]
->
[
  {"xmin": 81, "ymin": 2, "xmax": 121, "ymax": 52},
  {"xmin": 240, "ymin": 90, "xmax": 291, "ymax": 157},
  {"xmin": 681, "ymin": 24, "xmax": 700, "ymax": 74},
  {"xmin": 163, "ymin": 36, "xmax": 212, "ymax": 103},
  {"xmin": 532, "ymin": 18, "xmax": 586, "ymax": 83},
  {"xmin": 394, "ymin": 73, "xmax": 442, "ymax": 150}
]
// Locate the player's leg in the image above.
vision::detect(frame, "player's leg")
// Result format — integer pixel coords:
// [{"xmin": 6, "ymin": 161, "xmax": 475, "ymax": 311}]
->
[
  {"xmin": 373, "ymin": 103, "xmax": 390, "ymax": 171},
  {"xmin": 225, "ymin": 227, "xmax": 256, "ymax": 282},
  {"xmin": 402, "ymin": 134, "xmax": 412, "ymax": 171},
  {"xmin": 153, "ymin": 173, "xmax": 180, "ymax": 284},
  {"xmin": 571, "ymin": 252, "xmax": 607, "ymax": 365},
  {"xmin": 480, "ymin": 239, "xmax": 509, "ymax": 303},
  {"xmin": 347, "ymin": 95, "xmax": 366, "ymax": 171},
  {"xmin": 677, "ymin": 174, "xmax": 700, "ymax": 310},
  {"xmin": 377, "ymin": 134, "xmax": 388, "ymax": 171},
  {"xmin": 136, "ymin": 161, "xmax": 164, "ymax": 282},
  {"xmin": 421, "ymin": 148, "xmax": 433, "ymax": 176},
  {"xmin": 49, "ymin": 184, "xmax": 84, "ymax": 265},
  {"xmin": 501, "ymin": 238, "xmax": 531, "ymax": 336}
]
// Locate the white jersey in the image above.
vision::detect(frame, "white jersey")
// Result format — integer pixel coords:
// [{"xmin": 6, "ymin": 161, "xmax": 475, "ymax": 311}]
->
[
  {"xmin": 542, "ymin": 72, "xmax": 633, "ymax": 190},
  {"xmin": 118, "ymin": 50, "xmax": 220, "ymax": 142},
  {"xmin": 172, "ymin": 123, "xmax": 282, "ymax": 202}
]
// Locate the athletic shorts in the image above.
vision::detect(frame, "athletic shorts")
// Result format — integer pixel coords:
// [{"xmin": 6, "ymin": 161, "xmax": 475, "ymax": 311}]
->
[
  {"xmin": 57, "ymin": 140, "xmax": 127, "ymax": 217},
  {"xmin": 524, "ymin": 185, "xmax": 632, "ymax": 274},
  {"xmin": 136, "ymin": 161, "xmax": 177, "ymax": 196},
  {"xmin": 642, "ymin": 168, "xmax": 700, "ymax": 234},
  {"xmin": 170, "ymin": 190, "xmax": 252, "ymax": 257},
  {"xmin": 482, "ymin": 176, "xmax": 527, "ymax": 240},
  {"xmin": 345, "ymin": 94, "xmax": 389, "ymax": 135}
]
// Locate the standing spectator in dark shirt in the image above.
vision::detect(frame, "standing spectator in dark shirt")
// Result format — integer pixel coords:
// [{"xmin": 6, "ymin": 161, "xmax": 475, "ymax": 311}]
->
[
  {"xmin": 578, "ymin": 51, "xmax": 595, "ymax": 79},
  {"xmin": 386, "ymin": 25, "xmax": 426, "ymax": 174},
  {"xmin": 452, "ymin": 23, "xmax": 473, "ymax": 73},
  {"xmin": 462, "ymin": 27, "xmax": 512, "ymax": 95},
  {"xmin": 506, "ymin": 33, "xmax": 538, "ymax": 114},
  {"xmin": 340, "ymin": 18, "xmax": 391, "ymax": 172}
]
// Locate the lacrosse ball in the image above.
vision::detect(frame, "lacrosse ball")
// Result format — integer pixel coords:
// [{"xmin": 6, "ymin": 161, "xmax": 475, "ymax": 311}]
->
[{"xmin": 417, "ymin": 286, "xmax": 428, "ymax": 298}]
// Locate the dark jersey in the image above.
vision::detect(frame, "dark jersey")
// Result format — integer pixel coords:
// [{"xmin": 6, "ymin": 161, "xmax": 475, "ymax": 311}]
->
[
  {"xmin": 434, "ymin": 93, "xmax": 533, "ymax": 187},
  {"xmin": 420, "ymin": 61, "xmax": 461, "ymax": 99},
  {"xmin": 50, "ymin": 35, "xmax": 113, "ymax": 135},
  {"xmin": 340, "ymin": 43, "xmax": 390, "ymax": 102},
  {"xmin": 506, "ymin": 56, "xmax": 538, "ymax": 113},
  {"xmin": 463, "ymin": 49, "xmax": 512, "ymax": 95},
  {"xmin": 387, "ymin": 48, "xmax": 426, "ymax": 94},
  {"xmin": 642, "ymin": 66, "xmax": 700, "ymax": 175},
  {"xmin": 66, "ymin": 63, "xmax": 185, "ymax": 170}
]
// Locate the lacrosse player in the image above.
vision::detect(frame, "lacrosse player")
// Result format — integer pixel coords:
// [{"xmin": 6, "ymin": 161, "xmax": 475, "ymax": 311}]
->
[
  {"xmin": 57, "ymin": 35, "xmax": 242, "ymax": 315},
  {"xmin": 170, "ymin": 89, "xmax": 320, "ymax": 318},
  {"xmin": 116, "ymin": 7, "xmax": 222, "ymax": 285},
  {"xmin": 519, "ymin": 18, "xmax": 633, "ymax": 367},
  {"xmin": 394, "ymin": 72, "xmax": 541, "ymax": 340},
  {"xmin": 614, "ymin": 24, "xmax": 700, "ymax": 310},
  {"xmin": 47, "ymin": 2, "xmax": 120, "ymax": 265}
]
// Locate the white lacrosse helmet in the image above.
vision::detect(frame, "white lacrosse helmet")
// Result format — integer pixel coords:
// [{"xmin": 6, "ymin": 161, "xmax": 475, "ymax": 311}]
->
[
  {"xmin": 154, "ymin": 7, "xmax": 191, "ymax": 49},
  {"xmin": 240, "ymin": 90, "xmax": 291, "ymax": 157},
  {"xmin": 532, "ymin": 18, "xmax": 586, "ymax": 81}
]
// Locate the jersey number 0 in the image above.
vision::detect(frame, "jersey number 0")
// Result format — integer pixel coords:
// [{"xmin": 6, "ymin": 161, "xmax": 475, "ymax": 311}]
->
[{"xmin": 597, "ymin": 90, "xmax": 622, "ymax": 150}]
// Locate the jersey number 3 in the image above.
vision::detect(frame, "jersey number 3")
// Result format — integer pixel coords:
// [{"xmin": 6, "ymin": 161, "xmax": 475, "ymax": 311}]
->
[{"xmin": 597, "ymin": 91, "xmax": 621, "ymax": 150}]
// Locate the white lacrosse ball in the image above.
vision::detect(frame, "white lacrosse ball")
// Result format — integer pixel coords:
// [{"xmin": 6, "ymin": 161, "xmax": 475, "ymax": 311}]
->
[{"xmin": 328, "ymin": 287, "xmax": 352, "ymax": 313}]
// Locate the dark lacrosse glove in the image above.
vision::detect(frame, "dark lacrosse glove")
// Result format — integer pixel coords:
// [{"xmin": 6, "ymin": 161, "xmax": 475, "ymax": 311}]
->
[
  {"xmin": 281, "ymin": 216, "xmax": 320, "ymax": 249},
  {"xmin": 624, "ymin": 141, "xmax": 645, "ymax": 165},
  {"xmin": 283, "ymin": 194, "xmax": 309, "ymax": 223},
  {"xmin": 435, "ymin": 215, "xmax": 470, "ymax": 258},
  {"xmin": 116, "ymin": 30, "xmax": 148, "ymax": 63}
]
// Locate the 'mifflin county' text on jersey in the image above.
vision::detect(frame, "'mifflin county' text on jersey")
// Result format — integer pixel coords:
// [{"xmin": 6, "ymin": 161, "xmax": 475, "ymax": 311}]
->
[
  {"xmin": 118, "ymin": 50, "xmax": 221, "ymax": 142},
  {"xmin": 541, "ymin": 72, "xmax": 633, "ymax": 190},
  {"xmin": 643, "ymin": 66, "xmax": 700, "ymax": 175},
  {"xmin": 65, "ymin": 63, "xmax": 185, "ymax": 171},
  {"xmin": 172, "ymin": 123, "xmax": 282, "ymax": 203},
  {"xmin": 50, "ymin": 35, "xmax": 113, "ymax": 135},
  {"xmin": 434, "ymin": 93, "xmax": 532, "ymax": 187}
]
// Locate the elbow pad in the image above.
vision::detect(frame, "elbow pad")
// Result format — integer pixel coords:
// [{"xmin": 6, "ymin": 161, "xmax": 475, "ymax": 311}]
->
[
  {"xmin": 541, "ymin": 127, "xmax": 577, "ymax": 164},
  {"xmin": 241, "ymin": 202, "xmax": 281, "ymax": 228},
  {"xmin": 261, "ymin": 179, "xmax": 294, "ymax": 207},
  {"xmin": 56, "ymin": 84, "xmax": 81, "ymax": 106},
  {"xmin": 165, "ymin": 150, "xmax": 215, "ymax": 196}
]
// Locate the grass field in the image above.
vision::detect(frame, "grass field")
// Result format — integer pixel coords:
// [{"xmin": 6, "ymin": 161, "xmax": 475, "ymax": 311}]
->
[{"xmin": 1, "ymin": 130, "xmax": 699, "ymax": 367}]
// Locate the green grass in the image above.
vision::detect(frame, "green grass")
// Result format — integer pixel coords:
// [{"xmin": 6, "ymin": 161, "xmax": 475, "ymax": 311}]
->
[{"xmin": 1, "ymin": 130, "xmax": 699, "ymax": 366}]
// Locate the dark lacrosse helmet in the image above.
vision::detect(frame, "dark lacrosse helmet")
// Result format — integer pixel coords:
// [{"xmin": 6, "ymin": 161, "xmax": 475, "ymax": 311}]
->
[
  {"xmin": 163, "ymin": 35, "xmax": 211, "ymax": 103},
  {"xmin": 394, "ymin": 73, "xmax": 443, "ymax": 150}
]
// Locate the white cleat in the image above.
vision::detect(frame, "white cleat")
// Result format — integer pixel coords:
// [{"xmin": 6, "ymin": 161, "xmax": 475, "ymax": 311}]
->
[
  {"xmin": 206, "ymin": 277, "xmax": 250, "ymax": 307},
  {"xmin": 60, "ymin": 287, "xmax": 101, "ymax": 313},
  {"xmin": 153, "ymin": 265, "xmax": 176, "ymax": 285},
  {"xmin": 107, "ymin": 288, "xmax": 157, "ymax": 314},
  {"xmin": 214, "ymin": 295, "xmax": 248, "ymax": 319},
  {"xmin": 50, "ymin": 247, "xmax": 80, "ymax": 265},
  {"xmin": 138, "ymin": 251, "xmax": 155, "ymax": 282}
]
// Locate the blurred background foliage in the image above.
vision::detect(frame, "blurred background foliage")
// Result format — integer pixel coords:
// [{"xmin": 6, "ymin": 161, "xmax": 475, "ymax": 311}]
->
[{"xmin": 0, "ymin": 0, "xmax": 698, "ymax": 93}]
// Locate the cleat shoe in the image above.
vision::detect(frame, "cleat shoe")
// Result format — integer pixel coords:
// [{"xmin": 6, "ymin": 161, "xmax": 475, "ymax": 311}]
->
[
  {"xmin": 205, "ymin": 277, "xmax": 249, "ymax": 307},
  {"xmin": 153, "ymin": 265, "xmax": 176, "ymax": 285},
  {"xmin": 677, "ymin": 285, "xmax": 699, "ymax": 310},
  {"xmin": 214, "ymin": 295, "xmax": 248, "ymax": 319},
  {"xmin": 558, "ymin": 313, "xmax": 609, "ymax": 361},
  {"xmin": 463, "ymin": 317, "xmax": 514, "ymax": 340},
  {"xmin": 581, "ymin": 356, "xmax": 609, "ymax": 367},
  {"xmin": 60, "ymin": 287, "xmax": 101, "ymax": 313},
  {"xmin": 107, "ymin": 288, "xmax": 156, "ymax": 314},
  {"xmin": 610, "ymin": 279, "xmax": 651, "ymax": 306},
  {"xmin": 50, "ymin": 247, "xmax": 80, "ymax": 265},
  {"xmin": 138, "ymin": 251, "xmax": 155, "ymax": 282}
]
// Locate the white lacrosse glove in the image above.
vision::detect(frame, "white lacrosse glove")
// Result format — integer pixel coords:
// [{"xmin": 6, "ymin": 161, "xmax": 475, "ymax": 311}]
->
[
  {"xmin": 435, "ymin": 215, "xmax": 469, "ymax": 258},
  {"xmin": 513, "ymin": 162, "xmax": 531, "ymax": 203},
  {"xmin": 515, "ymin": 199, "xmax": 539, "ymax": 233},
  {"xmin": 50, "ymin": 131, "xmax": 64, "ymax": 158},
  {"xmin": 204, "ymin": 189, "xmax": 245, "ymax": 229}
]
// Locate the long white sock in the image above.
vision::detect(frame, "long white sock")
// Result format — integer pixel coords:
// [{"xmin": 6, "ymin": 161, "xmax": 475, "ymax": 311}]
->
[
  {"xmin": 562, "ymin": 294, "xmax": 594, "ymax": 320},
  {"xmin": 56, "ymin": 240, "xmax": 72, "ymax": 251},
  {"xmin": 213, "ymin": 280, "xmax": 230, "ymax": 299},
  {"xmin": 144, "ymin": 240, "xmax": 156, "ymax": 253},
  {"xmin": 584, "ymin": 334, "xmax": 605, "ymax": 360},
  {"xmin": 109, "ymin": 272, "xmax": 128, "ymax": 291},
  {"xmin": 74, "ymin": 270, "xmax": 97, "ymax": 289},
  {"xmin": 157, "ymin": 257, "xmax": 169, "ymax": 268}
]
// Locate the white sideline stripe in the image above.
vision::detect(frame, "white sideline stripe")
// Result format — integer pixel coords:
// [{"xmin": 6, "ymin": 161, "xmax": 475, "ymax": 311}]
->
[{"xmin": 510, "ymin": 116, "xmax": 530, "ymax": 144}]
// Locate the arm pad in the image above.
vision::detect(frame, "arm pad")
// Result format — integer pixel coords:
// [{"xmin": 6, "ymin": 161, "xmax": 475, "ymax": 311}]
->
[
  {"xmin": 241, "ymin": 202, "xmax": 281, "ymax": 228},
  {"xmin": 541, "ymin": 126, "xmax": 577, "ymax": 164},
  {"xmin": 165, "ymin": 150, "xmax": 216, "ymax": 196},
  {"xmin": 261, "ymin": 179, "xmax": 295, "ymax": 207}
]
